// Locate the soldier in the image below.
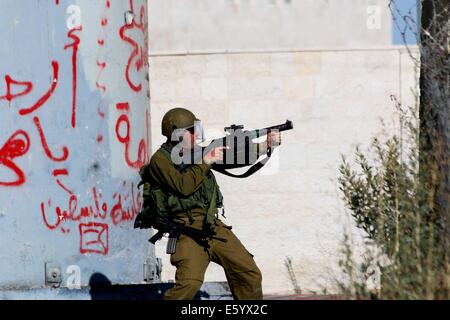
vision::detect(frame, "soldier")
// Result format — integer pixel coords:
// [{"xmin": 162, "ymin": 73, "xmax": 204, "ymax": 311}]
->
[{"xmin": 143, "ymin": 108, "xmax": 281, "ymax": 300}]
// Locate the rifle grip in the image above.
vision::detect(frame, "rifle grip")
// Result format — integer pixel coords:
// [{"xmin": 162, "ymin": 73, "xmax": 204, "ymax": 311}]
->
[{"xmin": 149, "ymin": 230, "xmax": 164, "ymax": 244}]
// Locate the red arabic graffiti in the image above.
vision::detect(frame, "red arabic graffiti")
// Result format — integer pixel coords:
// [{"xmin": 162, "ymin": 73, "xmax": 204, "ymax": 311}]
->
[
  {"xmin": 95, "ymin": 60, "xmax": 107, "ymax": 93},
  {"xmin": 0, "ymin": 61, "xmax": 58, "ymax": 117},
  {"xmin": 111, "ymin": 182, "xmax": 141, "ymax": 225},
  {"xmin": 40, "ymin": 182, "xmax": 141, "ymax": 254},
  {"xmin": 33, "ymin": 116, "xmax": 69, "ymax": 162},
  {"xmin": 52, "ymin": 168, "xmax": 69, "ymax": 177},
  {"xmin": 79, "ymin": 222, "xmax": 109, "ymax": 255},
  {"xmin": 18, "ymin": 61, "xmax": 59, "ymax": 116},
  {"xmin": 56, "ymin": 179, "xmax": 74, "ymax": 196},
  {"xmin": 94, "ymin": 0, "xmax": 112, "ymax": 147},
  {"xmin": 119, "ymin": 0, "xmax": 148, "ymax": 92},
  {"xmin": 40, "ymin": 184, "xmax": 141, "ymax": 229},
  {"xmin": 0, "ymin": 59, "xmax": 63, "ymax": 191},
  {"xmin": 0, "ymin": 130, "xmax": 31, "ymax": 187},
  {"xmin": 115, "ymin": 102, "xmax": 148, "ymax": 169},
  {"xmin": 95, "ymin": 0, "xmax": 111, "ymax": 95},
  {"xmin": 52, "ymin": 168, "xmax": 73, "ymax": 195},
  {"xmin": 64, "ymin": 27, "xmax": 82, "ymax": 128},
  {"xmin": 0, "ymin": 76, "xmax": 32, "ymax": 102}
]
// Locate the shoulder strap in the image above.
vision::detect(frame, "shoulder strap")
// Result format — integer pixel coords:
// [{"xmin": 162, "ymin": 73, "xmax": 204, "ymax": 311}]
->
[{"xmin": 212, "ymin": 154, "xmax": 271, "ymax": 178}]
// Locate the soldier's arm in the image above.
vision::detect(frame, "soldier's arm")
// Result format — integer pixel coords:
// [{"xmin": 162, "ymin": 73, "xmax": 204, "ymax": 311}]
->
[{"xmin": 149, "ymin": 152, "xmax": 212, "ymax": 197}]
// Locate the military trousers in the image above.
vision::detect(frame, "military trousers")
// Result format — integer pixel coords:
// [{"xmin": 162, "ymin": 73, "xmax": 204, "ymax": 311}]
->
[{"xmin": 163, "ymin": 218, "xmax": 263, "ymax": 300}]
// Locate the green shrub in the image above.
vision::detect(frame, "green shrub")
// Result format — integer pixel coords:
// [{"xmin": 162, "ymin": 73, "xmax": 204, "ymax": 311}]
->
[{"xmin": 338, "ymin": 101, "xmax": 449, "ymax": 299}]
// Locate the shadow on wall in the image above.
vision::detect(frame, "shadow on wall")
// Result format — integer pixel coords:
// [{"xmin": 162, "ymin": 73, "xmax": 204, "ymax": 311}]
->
[{"xmin": 88, "ymin": 272, "xmax": 213, "ymax": 300}]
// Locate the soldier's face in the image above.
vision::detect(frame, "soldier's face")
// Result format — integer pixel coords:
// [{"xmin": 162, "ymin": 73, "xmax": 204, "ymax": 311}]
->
[{"xmin": 180, "ymin": 130, "xmax": 197, "ymax": 149}]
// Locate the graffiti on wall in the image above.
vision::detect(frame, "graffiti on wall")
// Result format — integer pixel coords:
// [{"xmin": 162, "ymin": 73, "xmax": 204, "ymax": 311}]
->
[
  {"xmin": 0, "ymin": 130, "xmax": 30, "ymax": 187},
  {"xmin": 120, "ymin": 0, "xmax": 149, "ymax": 93},
  {"xmin": 0, "ymin": 0, "xmax": 149, "ymax": 256},
  {"xmin": 40, "ymin": 181, "xmax": 142, "ymax": 255}
]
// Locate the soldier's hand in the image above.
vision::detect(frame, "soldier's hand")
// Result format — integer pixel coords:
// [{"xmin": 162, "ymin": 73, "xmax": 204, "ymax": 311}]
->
[
  {"xmin": 203, "ymin": 146, "xmax": 227, "ymax": 165},
  {"xmin": 267, "ymin": 131, "xmax": 282, "ymax": 149}
]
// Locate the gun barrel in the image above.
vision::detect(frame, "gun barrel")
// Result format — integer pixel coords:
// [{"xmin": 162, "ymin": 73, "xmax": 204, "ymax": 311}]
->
[{"xmin": 254, "ymin": 120, "xmax": 294, "ymax": 136}]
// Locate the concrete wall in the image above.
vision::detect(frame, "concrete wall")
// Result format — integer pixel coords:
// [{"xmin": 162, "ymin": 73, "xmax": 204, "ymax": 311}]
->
[
  {"xmin": 148, "ymin": 48, "xmax": 419, "ymax": 294},
  {"xmin": 0, "ymin": 0, "xmax": 156, "ymax": 290},
  {"xmin": 148, "ymin": 0, "xmax": 392, "ymax": 53}
]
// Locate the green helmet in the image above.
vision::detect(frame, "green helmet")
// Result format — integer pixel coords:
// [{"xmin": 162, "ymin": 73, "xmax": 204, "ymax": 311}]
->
[{"xmin": 161, "ymin": 108, "xmax": 199, "ymax": 138}]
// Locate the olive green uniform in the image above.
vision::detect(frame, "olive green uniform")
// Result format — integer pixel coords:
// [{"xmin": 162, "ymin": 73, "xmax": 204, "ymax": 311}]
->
[{"xmin": 147, "ymin": 148, "xmax": 263, "ymax": 300}]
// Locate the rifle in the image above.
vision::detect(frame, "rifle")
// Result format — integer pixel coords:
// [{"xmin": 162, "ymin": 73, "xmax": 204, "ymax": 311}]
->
[
  {"xmin": 184, "ymin": 120, "xmax": 294, "ymax": 178},
  {"xmin": 149, "ymin": 218, "xmax": 227, "ymax": 254}
]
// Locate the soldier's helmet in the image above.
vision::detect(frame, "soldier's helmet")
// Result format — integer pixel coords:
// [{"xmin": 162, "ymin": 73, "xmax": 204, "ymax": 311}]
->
[{"xmin": 161, "ymin": 108, "xmax": 199, "ymax": 138}]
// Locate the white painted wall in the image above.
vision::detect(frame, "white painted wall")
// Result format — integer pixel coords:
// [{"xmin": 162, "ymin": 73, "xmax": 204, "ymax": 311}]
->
[{"xmin": 148, "ymin": 0, "xmax": 392, "ymax": 53}]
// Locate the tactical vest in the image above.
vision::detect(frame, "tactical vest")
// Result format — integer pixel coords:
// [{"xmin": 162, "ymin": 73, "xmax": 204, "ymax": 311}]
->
[{"xmin": 137, "ymin": 145, "xmax": 224, "ymax": 228}]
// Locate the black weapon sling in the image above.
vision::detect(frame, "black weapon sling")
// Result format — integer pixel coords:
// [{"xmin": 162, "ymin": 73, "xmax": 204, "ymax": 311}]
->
[{"xmin": 212, "ymin": 150, "xmax": 272, "ymax": 178}]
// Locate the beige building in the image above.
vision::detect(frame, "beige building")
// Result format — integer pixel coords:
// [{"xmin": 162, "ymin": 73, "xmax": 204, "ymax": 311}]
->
[{"xmin": 147, "ymin": 0, "xmax": 419, "ymax": 294}]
